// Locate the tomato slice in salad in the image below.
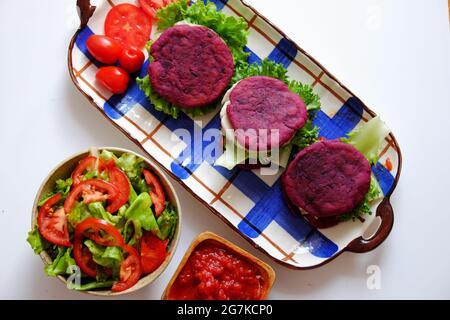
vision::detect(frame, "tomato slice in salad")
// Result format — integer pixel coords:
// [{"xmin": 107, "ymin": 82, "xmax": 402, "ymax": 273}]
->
[
  {"xmin": 107, "ymin": 166, "xmax": 131, "ymax": 213},
  {"xmin": 138, "ymin": 0, "xmax": 183, "ymax": 19},
  {"xmin": 73, "ymin": 218, "xmax": 125, "ymax": 278},
  {"xmin": 64, "ymin": 179, "xmax": 119, "ymax": 214},
  {"xmin": 142, "ymin": 169, "xmax": 165, "ymax": 217},
  {"xmin": 73, "ymin": 241, "xmax": 98, "ymax": 278},
  {"xmin": 112, "ymin": 245, "xmax": 142, "ymax": 292},
  {"xmin": 104, "ymin": 4, "xmax": 152, "ymax": 50},
  {"xmin": 38, "ymin": 193, "xmax": 71, "ymax": 247},
  {"xmin": 72, "ymin": 156, "xmax": 106, "ymax": 186},
  {"xmin": 140, "ymin": 232, "xmax": 168, "ymax": 274},
  {"xmin": 74, "ymin": 217, "xmax": 124, "ymax": 247}
]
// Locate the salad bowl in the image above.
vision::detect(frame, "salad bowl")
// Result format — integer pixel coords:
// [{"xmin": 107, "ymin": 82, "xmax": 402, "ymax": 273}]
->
[
  {"xmin": 68, "ymin": 0, "xmax": 402, "ymax": 269},
  {"xmin": 31, "ymin": 147, "xmax": 182, "ymax": 295}
]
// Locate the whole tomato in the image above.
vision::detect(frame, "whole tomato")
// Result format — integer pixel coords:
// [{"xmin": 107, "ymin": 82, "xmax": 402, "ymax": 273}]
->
[
  {"xmin": 96, "ymin": 66, "xmax": 129, "ymax": 94},
  {"xmin": 119, "ymin": 47, "xmax": 145, "ymax": 73},
  {"xmin": 86, "ymin": 35, "xmax": 122, "ymax": 64}
]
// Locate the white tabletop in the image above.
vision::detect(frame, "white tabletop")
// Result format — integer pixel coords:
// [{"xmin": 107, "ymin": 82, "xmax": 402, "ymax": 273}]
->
[{"xmin": 0, "ymin": 0, "xmax": 449, "ymax": 299}]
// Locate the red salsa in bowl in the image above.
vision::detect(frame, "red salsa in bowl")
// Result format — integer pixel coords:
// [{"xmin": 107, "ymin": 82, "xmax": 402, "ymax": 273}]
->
[{"xmin": 164, "ymin": 232, "xmax": 275, "ymax": 300}]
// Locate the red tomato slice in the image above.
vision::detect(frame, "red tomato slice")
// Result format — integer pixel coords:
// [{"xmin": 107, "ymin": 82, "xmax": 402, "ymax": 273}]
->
[
  {"xmin": 104, "ymin": 4, "xmax": 152, "ymax": 50},
  {"xmin": 74, "ymin": 217, "xmax": 124, "ymax": 247},
  {"xmin": 142, "ymin": 169, "xmax": 165, "ymax": 217},
  {"xmin": 138, "ymin": 0, "xmax": 182, "ymax": 19},
  {"xmin": 139, "ymin": 232, "xmax": 168, "ymax": 274},
  {"xmin": 107, "ymin": 167, "xmax": 131, "ymax": 213},
  {"xmin": 73, "ymin": 241, "xmax": 97, "ymax": 278},
  {"xmin": 64, "ymin": 179, "xmax": 119, "ymax": 214},
  {"xmin": 72, "ymin": 156, "xmax": 106, "ymax": 186},
  {"xmin": 112, "ymin": 245, "xmax": 142, "ymax": 292},
  {"xmin": 38, "ymin": 194, "xmax": 71, "ymax": 247}
]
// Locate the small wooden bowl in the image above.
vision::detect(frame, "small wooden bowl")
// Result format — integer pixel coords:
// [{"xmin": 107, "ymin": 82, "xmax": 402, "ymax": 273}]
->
[
  {"xmin": 31, "ymin": 147, "xmax": 182, "ymax": 296},
  {"xmin": 161, "ymin": 231, "xmax": 275, "ymax": 300}
]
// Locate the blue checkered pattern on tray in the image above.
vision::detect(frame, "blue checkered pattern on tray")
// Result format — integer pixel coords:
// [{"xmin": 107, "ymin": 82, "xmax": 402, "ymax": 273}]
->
[{"xmin": 70, "ymin": 0, "xmax": 397, "ymax": 267}]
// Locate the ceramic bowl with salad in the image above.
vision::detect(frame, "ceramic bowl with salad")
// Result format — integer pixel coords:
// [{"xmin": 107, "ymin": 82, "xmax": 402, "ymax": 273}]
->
[{"xmin": 27, "ymin": 147, "xmax": 181, "ymax": 295}]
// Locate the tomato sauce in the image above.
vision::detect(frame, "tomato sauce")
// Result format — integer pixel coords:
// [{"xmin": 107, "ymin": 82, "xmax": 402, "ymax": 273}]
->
[{"xmin": 168, "ymin": 241, "xmax": 265, "ymax": 300}]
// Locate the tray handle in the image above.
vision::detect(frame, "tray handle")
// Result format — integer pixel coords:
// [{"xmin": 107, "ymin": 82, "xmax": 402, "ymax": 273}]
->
[
  {"xmin": 346, "ymin": 197, "xmax": 394, "ymax": 253},
  {"xmin": 76, "ymin": 0, "xmax": 96, "ymax": 29}
]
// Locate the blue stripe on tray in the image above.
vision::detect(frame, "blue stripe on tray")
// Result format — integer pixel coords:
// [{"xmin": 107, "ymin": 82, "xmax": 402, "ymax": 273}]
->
[
  {"xmin": 244, "ymin": 46, "xmax": 262, "ymax": 65},
  {"xmin": 372, "ymin": 162, "xmax": 395, "ymax": 196},
  {"xmin": 267, "ymin": 38, "xmax": 297, "ymax": 68},
  {"xmin": 312, "ymin": 97, "xmax": 364, "ymax": 139},
  {"xmin": 169, "ymin": 112, "xmax": 222, "ymax": 179}
]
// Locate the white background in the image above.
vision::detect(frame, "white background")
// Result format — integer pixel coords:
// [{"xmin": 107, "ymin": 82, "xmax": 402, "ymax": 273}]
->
[{"xmin": 0, "ymin": 0, "xmax": 449, "ymax": 299}]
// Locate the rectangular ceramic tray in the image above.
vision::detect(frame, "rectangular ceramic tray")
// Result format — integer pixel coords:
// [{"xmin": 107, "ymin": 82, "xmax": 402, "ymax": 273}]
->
[{"xmin": 69, "ymin": 0, "xmax": 402, "ymax": 269}]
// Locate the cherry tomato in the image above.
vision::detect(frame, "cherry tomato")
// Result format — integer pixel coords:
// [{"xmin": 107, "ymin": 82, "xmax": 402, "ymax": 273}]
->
[
  {"xmin": 96, "ymin": 66, "xmax": 130, "ymax": 94},
  {"xmin": 38, "ymin": 194, "xmax": 71, "ymax": 247},
  {"xmin": 112, "ymin": 245, "xmax": 142, "ymax": 292},
  {"xmin": 74, "ymin": 218, "xmax": 124, "ymax": 247},
  {"xmin": 119, "ymin": 47, "xmax": 145, "ymax": 73},
  {"xmin": 104, "ymin": 4, "xmax": 152, "ymax": 50},
  {"xmin": 64, "ymin": 179, "xmax": 120, "ymax": 214},
  {"xmin": 142, "ymin": 169, "xmax": 165, "ymax": 217},
  {"xmin": 72, "ymin": 156, "xmax": 106, "ymax": 186},
  {"xmin": 139, "ymin": 232, "xmax": 168, "ymax": 274},
  {"xmin": 86, "ymin": 35, "xmax": 122, "ymax": 64},
  {"xmin": 107, "ymin": 166, "xmax": 131, "ymax": 213},
  {"xmin": 139, "ymin": 0, "xmax": 181, "ymax": 19}
]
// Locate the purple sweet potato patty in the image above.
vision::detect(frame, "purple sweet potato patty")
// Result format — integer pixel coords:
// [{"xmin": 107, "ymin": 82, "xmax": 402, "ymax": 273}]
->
[
  {"xmin": 227, "ymin": 76, "xmax": 307, "ymax": 150},
  {"xmin": 282, "ymin": 140, "xmax": 371, "ymax": 217},
  {"xmin": 148, "ymin": 24, "xmax": 234, "ymax": 109}
]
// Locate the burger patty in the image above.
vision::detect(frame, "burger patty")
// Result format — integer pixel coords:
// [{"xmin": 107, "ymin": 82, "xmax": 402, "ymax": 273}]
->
[
  {"xmin": 227, "ymin": 76, "xmax": 307, "ymax": 150},
  {"xmin": 282, "ymin": 140, "xmax": 371, "ymax": 217},
  {"xmin": 148, "ymin": 24, "xmax": 234, "ymax": 109}
]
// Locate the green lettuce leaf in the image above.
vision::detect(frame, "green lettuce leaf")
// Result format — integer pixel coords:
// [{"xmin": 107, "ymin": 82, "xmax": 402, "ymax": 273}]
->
[
  {"xmin": 136, "ymin": 75, "xmax": 217, "ymax": 119},
  {"xmin": 37, "ymin": 177, "xmax": 73, "ymax": 207},
  {"xmin": 87, "ymin": 202, "xmax": 123, "ymax": 227},
  {"xmin": 154, "ymin": 0, "xmax": 189, "ymax": 31},
  {"xmin": 84, "ymin": 240, "xmax": 123, "ymax": 279},
  {"xmin": 27, "ymin": 228, "xmax": 50, "ymax": 254},
  {"xmin": 288, "ymin": 81, "xmax": 321, "ymax": 112},
  {"xmin": 45, "ymin": 247, "xmax": 76, "ymax": 277},
  {"xmin": 128, "ymin": 181, "xmax": 138, "ymax": 205},
  {"xmin": 289, "ymin": 120, "xmax": 319, "ymax": 160},
  {"xmin": 232, "ymin": 57, "xmax": 288, "ymax": 84},
  {"xmin": 67, "ymin": 201, "xmax": 91, "ymax": 229},
  {"xmin": 67, "ymin": 280, "xmax": 115, "ymax": 291},
  {"xmin": 55, "ymin": 178, "xmax": 73, "ymax": 196},
  {"xmin": 157, "ymin": 203, "xmax": 178, "ymax": 240},
  {"xmin": 116, "ymin": 153, "xmax": 145, "ymax": 179},
  {"xmin": 341, "ymin": 116, "xmax": 391, "ymax": 164},
  {"xmin": 124, "ymin": 192, "xmax": 159, "ymax": 232},
  {"xmin": 99, "ymin": 149, "xmax": 117, "ymax": 162},
  {"xmin": 123, "ymin": 219, "xmax": 143, "ymax": 247}
]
